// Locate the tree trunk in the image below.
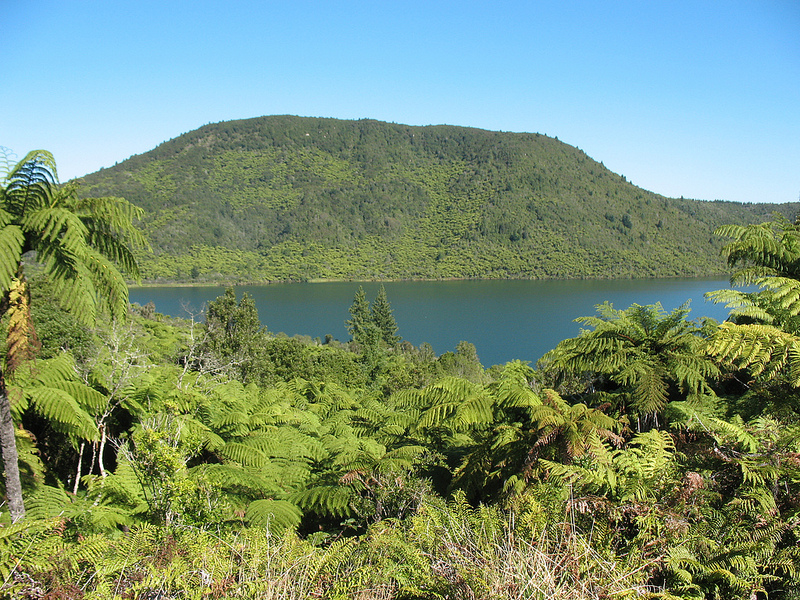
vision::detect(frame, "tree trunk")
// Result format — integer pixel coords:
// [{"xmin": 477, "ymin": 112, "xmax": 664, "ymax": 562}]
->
[
  {"xmin": 0, "ymin": 368, "xmax": 25, "ymax": 522},
  {"xmin": 73, "ymin": 441, "xmax": 85, "ymax": 495},
  {"xmin": 98, "ymin": 424, "xmax": 107, "ymax": 478}
]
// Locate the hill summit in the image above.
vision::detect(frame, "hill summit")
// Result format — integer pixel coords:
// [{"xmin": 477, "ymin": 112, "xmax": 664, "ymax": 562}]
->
[{"xmin": 78, "ymin": 115, "xmax": 794, "ymax": 282}]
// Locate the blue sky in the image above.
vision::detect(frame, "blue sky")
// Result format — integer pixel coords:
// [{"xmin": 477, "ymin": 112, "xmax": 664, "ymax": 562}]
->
[{"xmin": 3, "ymin": 1, "xmax": 798, "ymax": 204}]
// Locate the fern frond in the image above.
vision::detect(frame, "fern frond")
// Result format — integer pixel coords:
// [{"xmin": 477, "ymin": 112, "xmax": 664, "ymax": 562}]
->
[
  {"xmin": 22, "ymin": 206, "xmax": 88, "ymax": 256},
  {"xmin": 245, "ymin": 499, "xmax": 303, "ymax": 532},
  {"xmin": 0, "ymin": 221, "xmax": 23, "ymax": 292},
  {"xmin": 631, "ymin": 366, "xmax": 669, "ymax": 418},
  {"xmin": 291, "ymin": 485, "xmax": 354, "ymax": 517},
  {"xmin": 708, "ymin": 322, "xmax": 800, "ymax": 386},
  {"xmin": 26, "ymin": 386, "xmax": 98, "ymax": 441}
]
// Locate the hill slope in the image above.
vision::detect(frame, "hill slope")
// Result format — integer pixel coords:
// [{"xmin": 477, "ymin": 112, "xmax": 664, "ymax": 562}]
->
[{"xmin": 78, "ymin": 115, "xmax": 797, "ymax": 282}]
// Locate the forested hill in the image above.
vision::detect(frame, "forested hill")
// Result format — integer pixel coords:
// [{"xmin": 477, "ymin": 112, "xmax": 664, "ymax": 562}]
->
[{"xmin": 78, "ymin": 115, "xmax": 797, "ymax": 282}]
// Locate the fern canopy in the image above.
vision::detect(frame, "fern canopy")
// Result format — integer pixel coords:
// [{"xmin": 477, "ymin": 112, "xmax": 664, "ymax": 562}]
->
[
  {"xmin": 541, "ymin": 301, "xmax": 719, "ymax": 428},
  {"xmin": 1, "ymin": 148, "xmax": 146, "ymax": 523}
]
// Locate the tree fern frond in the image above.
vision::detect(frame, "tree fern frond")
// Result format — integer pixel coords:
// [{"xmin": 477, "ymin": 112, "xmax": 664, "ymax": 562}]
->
[
  {"xmin": 708, "ymin": 322, "xmax": 800, "ymax": 386},
  {"xmin": 0, "ymin": 222, "xmax": 23, "ymax": 291},
  {"xmin": 48, "ymin": 380, "xmax": 106, "ymax": 413},
  {"xmin": 25, "ymin": 485, "xmax": 72, "ymax": 520},
  {"xmin": 22, "ymin": 206, "xmax": 88, "ymax": 254},
  {"xmin": 44, "ymin": 264, "xmax": 97, "ymax": 325},
  {"xmin": 245, "ymin": 499, "xmax": 303, "ymax": 532},
  {"xmin": 81, "ymin": 246, "xmax": 130, "ymax": 319},
  {"xmin": 291, "ymin": 485, "xmax": 354, "ymax": 517},
  {"xmin": 17, "ymin": 385, "xmax": 98, "ymax": 442},
  {"xmin": 193, "ymin": 463, "xmax": 284, "ymax": 497},
  {"xmin": 3, "ymin": 150, "xmax": 58, "ymax": 213},
  {"xmin": 219, "ymin": 441, "xmax": 268, "ymax": 468},
  {"xmin": 631, "ymin": 366, "xmax": 669, "ymax": 418},
  {"xmin": 756, "ymin": 276, "xmax": 800, "ymax": 317},
  {"xmin": 709, "ymin": 417, "xmax": 759, "ymax": 453}
]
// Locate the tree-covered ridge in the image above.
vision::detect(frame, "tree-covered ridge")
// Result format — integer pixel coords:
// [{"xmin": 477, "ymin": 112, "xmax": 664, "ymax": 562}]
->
[{"xmin": 78, "ymin": 115, "xmax": 798, "ymax": 282}]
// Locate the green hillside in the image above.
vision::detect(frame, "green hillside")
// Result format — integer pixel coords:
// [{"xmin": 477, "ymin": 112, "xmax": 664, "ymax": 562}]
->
[{"xmin": 78, "ymin": 115, "xmax": 797, "ymax": 282}]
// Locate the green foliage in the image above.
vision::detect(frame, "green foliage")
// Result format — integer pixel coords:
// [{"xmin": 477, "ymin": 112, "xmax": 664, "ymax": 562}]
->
[
  {"xmin": 1, "ymin": 149, "xmax": 146, "ymax": 322},
  {"xmin": 199, "ymin": 287, "xmax": 272, "ymax": 383},
  {"xmin": 345, "ymin": 285, "xmax": 371, "ymax": 345},
  {"xmin": 716, "ymin": 215, "xmax": 800, "ymax": 285},
  {"xmin": 372, "ymin": 284, "xmax": 401, "ymax": 346},
  {"xmin": 541, "ymin": 301, "xmax": 720, "ymax": 429},
  {"xmin": 4, "ymin": 209, "xmax": 800, "ymax": 596},
  {"xmin": 78, "ymin": 116, "xmax": 798, "ymax": 283},
  {"xmin": 707, "ymin": 215, "xmax": 800, "ymax": 387},
  {"xmin": 28, "ymin": 276, "xmax": 94, "ymax": 362},
  {"xmin": 8, "ymin": 354, "xmax": 102, "ymax": 444}
]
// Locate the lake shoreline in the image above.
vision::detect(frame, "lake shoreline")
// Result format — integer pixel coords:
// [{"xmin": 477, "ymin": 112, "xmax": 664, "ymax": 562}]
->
[{"xmin": 129, "ymin": 272, "xmax": 733, "ymax": 289}]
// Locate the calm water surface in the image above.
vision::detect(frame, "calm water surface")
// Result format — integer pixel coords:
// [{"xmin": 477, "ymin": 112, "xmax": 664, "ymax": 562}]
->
[{"xmin": 129, "ymin": 278, "xmax": 735, "ymax": 367}]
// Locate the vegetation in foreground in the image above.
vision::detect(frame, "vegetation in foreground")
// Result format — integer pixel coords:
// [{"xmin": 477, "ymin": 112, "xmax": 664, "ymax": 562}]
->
[{"xmin": 2, "ymin": 150, "xmax": 800, "ymax": 599}]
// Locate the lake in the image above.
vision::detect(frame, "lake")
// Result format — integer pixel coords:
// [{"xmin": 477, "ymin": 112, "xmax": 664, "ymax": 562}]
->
[{"xmin": 129, "ymin": 278, "xmax": 737, "ymax": 367}]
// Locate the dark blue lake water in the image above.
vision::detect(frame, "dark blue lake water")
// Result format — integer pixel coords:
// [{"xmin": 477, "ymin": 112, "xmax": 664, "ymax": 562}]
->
[{"xmin": 129, "ymin": 278, "xmax": 736, "ymax": 367}]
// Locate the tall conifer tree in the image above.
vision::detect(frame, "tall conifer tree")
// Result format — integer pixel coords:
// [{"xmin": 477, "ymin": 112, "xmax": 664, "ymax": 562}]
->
[
  {"xmin": 371, "ymin": 284, "xmax": 400, "ymax": 346},
  {"xmin": 346, "ymin": 286, "xmax": 371, "ymax": 345}
]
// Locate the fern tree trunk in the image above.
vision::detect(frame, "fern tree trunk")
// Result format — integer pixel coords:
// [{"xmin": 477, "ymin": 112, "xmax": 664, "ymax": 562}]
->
[{"xmin": 0, "ymin": 368, "xmax": 25, "ymax": 522}]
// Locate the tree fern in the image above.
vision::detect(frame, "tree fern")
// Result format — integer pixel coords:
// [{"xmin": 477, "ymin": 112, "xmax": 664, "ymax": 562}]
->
[
  {"xmin": 8, "ymin": 355, "xmax": 100, "ymax": 443},
  {"xmin": 708, "ymin": 322, "xmax": 800, "ymax": 386},
  {"xmin": 541, "ymin": 301, "xmax": 719, "ymax": 429},
  {"xmin": 1, "ymin": 149, "xmax": 145, "ymax": 521},
  {"xmin": 716, "ymin": 217, "xmax": 800, "ymax": 285},
  {"xmin": 244, "ymin": 498, "xmax": 303, "ymax": 532},
  {"xmin": 291, "ymin": 484, "xmax": 355, "ymax": 518}
]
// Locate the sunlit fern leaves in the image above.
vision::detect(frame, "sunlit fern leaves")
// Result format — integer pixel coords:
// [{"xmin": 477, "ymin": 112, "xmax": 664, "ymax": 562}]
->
[
  {"xmin": 541, "ymin": 301, "xmax": 719, "ymax": 428},
  {"xmin": 708, "ymin": 321, "xmax": 800, "ymax": 386},
  {"xmin": 612, "ymin": 429, "xmax": 675, "ymax": 502},
  {"xmin": 666, "ymin": 515, "xmax": 793, "ymax": 599},
  {"xmin": 0, "ymin": 518, "xmax": 97, "ymax": 592},
  {"xmin": 24, "ymin": 485, "xmax": 72, "ymax": 521},
  {"xmin": 8, "ymin": 354, "xmax": 101, "ymax": 443},
  {"xmin": 1, "ymin": 149, "xmax": 143, "ymax": 325},
  {"xmin": 716, "ymin": 217, "xmax": 800, "ymax": 285},
  {"xmin": 0, "ymin": 519, "xmax": 44, "ymax": 585},
  {"xmin": 218, "ymin": 441, "xmax": 269, "ymax": 468},
  {"xmin": 394, "ymin": 377, "xmax": 493, "ymax": 433},
  {"xmin": 630, "ymin": 364, "xmax": 669, "ymax": 422},
  {"xmin": 70, "ymin": 195, "xmax": 148, "ymax": 275},
  {"xmin": 193, "ymin": 463, "xmax": 285, "ymax": 499},
  {"xmin": 705, "ymin": 287, "xmax": 775, "ymax": 324},
  {"xmin": 0, "ymin": 217, "xmax": 23, "ymax": 293},
  {"xmin": 82, "ymin": 451, "xmax": 150, "ymax": 523},
  {"xmin": 541, "ymin": 429, "xmax": 676, "ymax": 503},
  {"xmin": 489, "ymin": 360, "xmax": 543, "ymax": 410},
  {"xmin": 244, "ymin": 498, "xmax": 303, "ymax": 532},
  {"xmin": 292, "ymin": 484, "xmax": 355, "ymax": 518},
  {"xmin": 706, "ymin": 275, "xmax": 800, "ymax": 343},
  {"xmin": 452, "ymin": 387, "xmax": 620, "ymax": 502}
]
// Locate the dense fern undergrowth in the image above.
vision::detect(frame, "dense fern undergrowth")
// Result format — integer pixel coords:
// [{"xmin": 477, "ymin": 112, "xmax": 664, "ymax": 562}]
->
[{"xmin": 3, "ymin": 218, "xmax": 800, "ymax": 599}]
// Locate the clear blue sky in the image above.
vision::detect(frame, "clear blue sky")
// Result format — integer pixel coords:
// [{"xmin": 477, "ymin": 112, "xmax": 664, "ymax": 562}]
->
[{"xmin": 3, "ymin": 1, "xmax": 798, "ymax": 204}]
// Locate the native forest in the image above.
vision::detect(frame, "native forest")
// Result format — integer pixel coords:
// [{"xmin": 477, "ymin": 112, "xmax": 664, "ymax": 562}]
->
[{"xmin": 1, "ymin": 117, "xmax": 800, "ymax": 599}]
